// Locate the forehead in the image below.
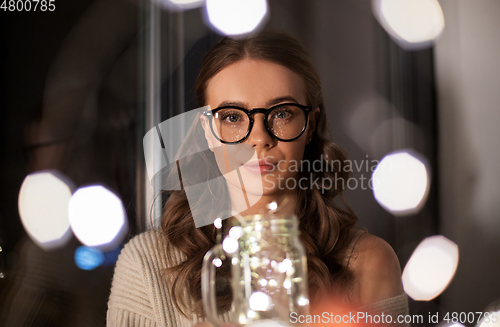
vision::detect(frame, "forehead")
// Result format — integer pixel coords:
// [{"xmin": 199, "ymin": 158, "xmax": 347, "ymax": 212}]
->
[{"xmin": 206, "ymin": 59, "xmax": 306, "ymax": 107}]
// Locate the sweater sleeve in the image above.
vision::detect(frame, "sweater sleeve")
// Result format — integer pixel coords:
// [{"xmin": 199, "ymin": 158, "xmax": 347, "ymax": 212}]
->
[
  {"xmin": 107, "ymin": 231, "xmax": 196, "ymax": 327},
  {"xmin": 107, "ymin": 234, "xmax": 158, "ymax": 326}
]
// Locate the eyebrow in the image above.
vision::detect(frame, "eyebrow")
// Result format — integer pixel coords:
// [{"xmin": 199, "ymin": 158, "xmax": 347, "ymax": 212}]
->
[
  {"xmin": 216, "ymin": 100, "xmax": 247, "ymax": 108},
  {"xmin": 266, "ymin": 96, "xmax": 300, "ymax": 107},
  {"xmin": 216, "ymin": 96, "xmax": 301, "ymax": 109}
]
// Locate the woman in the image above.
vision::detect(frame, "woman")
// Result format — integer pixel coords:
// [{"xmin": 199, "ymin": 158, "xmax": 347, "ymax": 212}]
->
[{"xmin": 107, "ymin": 32, "xmax": 408, "ymax": 327}]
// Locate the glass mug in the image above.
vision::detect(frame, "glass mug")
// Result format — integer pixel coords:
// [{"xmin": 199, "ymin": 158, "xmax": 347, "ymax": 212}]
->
[{"xmin": 202, "ymin": 214, "xmax": 310, "ymax": 327}]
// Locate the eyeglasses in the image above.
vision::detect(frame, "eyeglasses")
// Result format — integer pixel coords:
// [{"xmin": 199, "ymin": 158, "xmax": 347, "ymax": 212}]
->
[{"xmin": 203, "ymin": 103, "xmax": 312, "ymax": 144}]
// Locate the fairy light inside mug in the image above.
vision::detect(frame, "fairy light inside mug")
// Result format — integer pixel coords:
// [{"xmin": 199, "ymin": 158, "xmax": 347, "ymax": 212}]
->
[
  {"xmin": 298, "ymin": 296, "xmax": 310, "ymax": 306},
  {"xmin": 267, "ymin": 201, "xmax": 278, "ymax": 211},
  {"xmin": 229, "ymin": 226, "xmax": 244, "ymax": 239},
  {"xmin": 222, "ymin": 237, "xmax": 239, "ymax": 254},
  {"xmin": 249, "ymin": 292, "xmax": 272, "ymax": 311},
  {"xmin": 212, "ymin": 258, "xmax": 222, "ymax": 267},
  {"xmin": 278, "ymin": 259, "xmax": 292, "ymax": 273}
]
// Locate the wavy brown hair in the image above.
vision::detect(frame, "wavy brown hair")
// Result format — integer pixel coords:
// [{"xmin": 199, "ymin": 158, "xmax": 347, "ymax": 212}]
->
[{"xmin": 161, "ymin": 32, "xmax": 358, "ymax": 317}]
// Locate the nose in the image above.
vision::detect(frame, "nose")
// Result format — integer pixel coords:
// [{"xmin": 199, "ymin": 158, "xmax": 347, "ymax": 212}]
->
[{"xmin": 246, "ymin": 113, "xmax": 274, "ymax": 148}]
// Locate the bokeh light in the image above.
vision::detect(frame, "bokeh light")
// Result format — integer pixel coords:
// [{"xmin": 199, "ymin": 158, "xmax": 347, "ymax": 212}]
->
[
  {"xmin": 68, "ymin": 185, "xmax": 128, "ymax": 251},
  {"xmin": 153, "ymin": 0, "xmax": 204, "ymax": 11},
  {"xmin": 229, "ymin": 226, "xmax": 244, "ymax": 239},
  {"xmin": 372, "ymin": 0, "xmax": 445, "ymax": 50},
  {"xmin": 205, "ymin": 0, "xmax": 268, "ymax": 36},
  {"xmin": 371, "ymin": 118, "xmax": 425, "ymax": 159},
  {"xmin": 212, "ymin": 258, "xmax": 222, "ymax": 267},
  {"xmin": 267, "ymin": 201, "xmax": 278, "ymax": 211},
  {"xmin": 249, "ymin": 291, "xmax": 271, "ymax": 311},
  {"xmin": 74, "ymin": 246, "xmax": 104, "ymax": 270},
  {"xmin": 18, "ymin": 171, "xmax": 74, "ymax": 250},
  {"xmin": 345, "ymin": 95, "xmax": 426, "ymax": 160},
  {"xmin": 402, "ymin": 235, "xmax": 459, "ymax": 301},
  {"xmin": 372, "ymin": 150, "xmax": 430, "ymax": 215},
  {"xmin": 278, "ymin": 258, "xmax": 292, "ymax": 273},
  {"xmin": 346, "ymin": 95, "xmax": 397, "ymax": 157},
  {"xmin": 222, "ymin": 236, "xmax": 239, "ymax": 254},
  {"xmin": 297, "ymin": 296, "xmax": 309, "ymax": 307}
]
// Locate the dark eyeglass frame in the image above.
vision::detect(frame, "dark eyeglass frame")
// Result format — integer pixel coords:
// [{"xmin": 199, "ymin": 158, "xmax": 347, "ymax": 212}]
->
[{"xmin": 203, "ymin": 102, "xmax": 312, "ymax": 144}]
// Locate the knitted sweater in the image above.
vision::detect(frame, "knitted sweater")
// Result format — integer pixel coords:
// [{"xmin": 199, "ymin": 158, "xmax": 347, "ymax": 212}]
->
[{"xmin": 107, "ymin": 230, "xmax": 409, "ymax": 326}]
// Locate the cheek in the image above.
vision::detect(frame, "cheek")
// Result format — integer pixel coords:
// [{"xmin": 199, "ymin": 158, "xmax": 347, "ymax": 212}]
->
[
  {"xmin": 203, "ymin": 122, "xmax": 223, "ymax": 148},
  {"xmin": 282, "ymin": 143, "xmax": 307, "ymax": 166}
]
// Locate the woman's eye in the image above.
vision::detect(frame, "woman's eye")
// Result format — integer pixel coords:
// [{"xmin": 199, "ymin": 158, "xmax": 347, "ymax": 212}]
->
[
  {"xmin": 273, "ymin": 110, "xmax": 292, "ymax": 120},
  {"xmin": 221, "ymin": 112, "xmax": 243, "ymax": 123}
]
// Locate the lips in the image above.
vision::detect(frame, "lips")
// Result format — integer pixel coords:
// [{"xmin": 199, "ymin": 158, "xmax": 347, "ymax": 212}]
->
[{"xmin": 242, "ymin": 159, "xmax": 276, "ymax": 174}]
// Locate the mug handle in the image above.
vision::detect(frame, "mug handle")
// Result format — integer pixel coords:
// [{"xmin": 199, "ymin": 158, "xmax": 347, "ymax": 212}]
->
[{"xmin": 202, "ymin": 244, "xmax": 225, "ymax": 327}]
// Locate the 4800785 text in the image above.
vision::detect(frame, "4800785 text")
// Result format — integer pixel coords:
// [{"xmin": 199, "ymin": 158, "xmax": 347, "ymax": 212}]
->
[{"xmin": 1, "ymin": 0, "xmax": 55, "ymax": 11}]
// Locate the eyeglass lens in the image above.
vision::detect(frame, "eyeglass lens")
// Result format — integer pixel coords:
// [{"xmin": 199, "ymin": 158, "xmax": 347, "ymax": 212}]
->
[{"xmin": 212, "ymin": 104, "xmax": 306, "ymax": 143}]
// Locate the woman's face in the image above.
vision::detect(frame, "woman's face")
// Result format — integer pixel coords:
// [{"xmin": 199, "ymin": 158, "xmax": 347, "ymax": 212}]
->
[{"xmin": 202, "ymin": 59, "xmax": 318, "ymax": 211}]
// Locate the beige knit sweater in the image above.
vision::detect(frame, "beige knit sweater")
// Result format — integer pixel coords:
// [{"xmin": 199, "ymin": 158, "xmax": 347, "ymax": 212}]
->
[{"xmin": 107, "ymin": 230, "xmax": 409, "ymax": 326}]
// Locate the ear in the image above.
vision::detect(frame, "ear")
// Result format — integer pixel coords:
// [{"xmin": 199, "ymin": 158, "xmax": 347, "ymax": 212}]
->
[
  {"xmin": 306, "ymin": 107, "xmax": 320, "ymax": 144},
  {"xmin": 200, "ymin": 114, "xmax": 215, "ymax": 152}
]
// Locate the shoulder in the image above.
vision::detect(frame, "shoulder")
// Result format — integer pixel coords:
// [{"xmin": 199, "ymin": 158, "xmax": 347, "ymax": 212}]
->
[
  {"xmin": 108, "ymin": 229, "xmax": 180, "ymax": 306},
  {"xmin": 348, "ymin": 232, "xmax": 403, "ymax": 306},
  {"xmin": 114, "ymin": 230, "xmax": 162, "ymax": 268},
  {"xmin": 121, "ymin": 229, "xmax": 162, "ymax": 254},
  {"xmin": 117, "ymin": 229, "xmax": 186, "ymax": 269}
]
